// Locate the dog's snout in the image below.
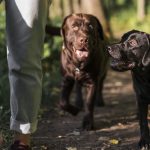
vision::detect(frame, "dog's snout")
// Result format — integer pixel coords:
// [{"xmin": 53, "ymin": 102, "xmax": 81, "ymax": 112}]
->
[{"xmin": 79, "ymin": 37, "xmax": 88, "ymax": 44}]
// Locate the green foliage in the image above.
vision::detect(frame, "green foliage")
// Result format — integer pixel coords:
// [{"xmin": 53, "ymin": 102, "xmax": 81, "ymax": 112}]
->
[
  {"xmin": 42, "ymin": 36, "xmax": 62, "ymax": 106},
  {"xmin": 0, "ymin": 4, "xmax": 12, "ymax": 149},
  {"xmin": 109, "ymin": 0, "xmax": 150, "ymax": 37},
  {"xmin": 111, "ymin": 10, "xmax": 150, "ymax": 37},
  {"xmin": 0, "ymin": 4, "xmax": 9, "ymax": 120}
]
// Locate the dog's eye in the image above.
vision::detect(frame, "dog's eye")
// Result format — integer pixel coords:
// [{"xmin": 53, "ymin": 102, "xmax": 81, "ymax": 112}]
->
[
  {"xmin": 129, "ymin": 39, "xmax": 138, "ymax": 47},
  {"xmin": 89, "ymin": 24, "xmax": 93, "ymax": 30},
  {"xmin": 121, "ymin": 43, "xmax": 125, "ymax": 48}
]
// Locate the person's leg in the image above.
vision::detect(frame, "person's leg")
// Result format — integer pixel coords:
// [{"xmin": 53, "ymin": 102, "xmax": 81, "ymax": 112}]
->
[{"xmin": 5, "ymin": 0, "xmax": 51, "ymax": 146}]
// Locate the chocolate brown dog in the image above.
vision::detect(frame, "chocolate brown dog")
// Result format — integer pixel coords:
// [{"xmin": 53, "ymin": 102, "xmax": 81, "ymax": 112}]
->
[
  {"xmin": 107, "ymin": 30, "xmax": 150, "ymax": 149},
  {"xmin": 59, "ymin": 13, "xmax": 108, "ymax": 130}
]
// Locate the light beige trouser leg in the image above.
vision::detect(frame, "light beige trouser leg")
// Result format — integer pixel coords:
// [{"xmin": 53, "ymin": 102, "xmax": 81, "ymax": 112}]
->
[{"xmin": 5, "ymin": 0, "xmax": 51, "ymax": 134}]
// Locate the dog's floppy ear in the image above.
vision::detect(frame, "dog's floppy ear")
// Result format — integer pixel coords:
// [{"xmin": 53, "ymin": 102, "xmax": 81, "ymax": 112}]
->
[
  {"xmin": 142, "ymin": 34, "xmax": 150, "ymax": 67},
  {"xmin": 93, "ymin": 16, "xmax": 104, "ymax": 40},
  {"xmin": 61, "ymin": 15, "xmax": 71, "ymax": 49}
]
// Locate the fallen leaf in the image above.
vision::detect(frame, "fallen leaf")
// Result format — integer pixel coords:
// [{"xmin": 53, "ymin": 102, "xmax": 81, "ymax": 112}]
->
[
  {"xmin": 57, "ymin": 135, "xmax": 66, "ymax": 138},
  {"xmin": 109, "ymin": 139, "xmax": 119, "ymax": 145},
  {"xmin": 41, "ymin": 145, "xmax": 48, "ymax": 150},
  {"xmin": 66, "ymin": 147, "xmax": 77, "ymax": 150}
]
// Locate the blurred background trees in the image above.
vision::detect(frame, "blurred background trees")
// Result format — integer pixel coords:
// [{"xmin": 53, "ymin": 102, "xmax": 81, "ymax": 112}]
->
[
  {"xmin": 137, "ymin": 0, "xmax": 146, "ymax": 21},
  {"xmin": 0, "ymin": 0, "xmax": 150, "ymax": 147},
  {"xmin": 49, "ymin": 0, "xmax": 150, "ymax": 36}
]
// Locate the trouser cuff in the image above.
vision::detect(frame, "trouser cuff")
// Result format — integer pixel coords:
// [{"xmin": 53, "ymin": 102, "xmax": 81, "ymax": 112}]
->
[{"xmin": 10, "ymin": 117, "xmax": 38, "ymax": 134}]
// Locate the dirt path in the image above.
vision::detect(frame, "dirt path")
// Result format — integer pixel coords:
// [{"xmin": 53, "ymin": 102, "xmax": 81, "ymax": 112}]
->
[{"xmin": 32, "ymin": 70, "xmax": 148, "ymax": 150}]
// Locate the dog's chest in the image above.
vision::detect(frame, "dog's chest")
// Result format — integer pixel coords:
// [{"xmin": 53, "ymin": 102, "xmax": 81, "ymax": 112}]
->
[
  {"xmin": 73, "ymin": 67, "xmax": 95, "ymax": 84},
  {"xmin": 133, "ymin": 68, "xmax": 150, "ymax": 80},
  {"xmin": 132, "ymin": 69, "xmax": 150, "ymax": 100},
  {"xmin": 74, "ymin": 67, "xmax": 87, "ymax": 80}
]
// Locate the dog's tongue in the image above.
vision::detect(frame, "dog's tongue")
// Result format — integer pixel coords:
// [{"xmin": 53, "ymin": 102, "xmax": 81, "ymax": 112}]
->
[{"xmin": 75, "ymin": 50, "xmax": 88, "ymax": 59}]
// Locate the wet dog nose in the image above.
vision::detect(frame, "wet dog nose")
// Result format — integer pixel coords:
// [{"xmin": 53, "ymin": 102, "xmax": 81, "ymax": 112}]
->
[
  {"xmin": 79, "ymin": 37, "xmax": 88, "ymax": 44},
  {"xmin": 106, "ymin": 46, "xmax": 112, "ymax": 52}
]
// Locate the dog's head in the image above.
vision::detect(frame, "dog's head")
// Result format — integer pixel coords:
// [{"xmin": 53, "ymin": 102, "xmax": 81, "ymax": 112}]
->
[
  {"xmin": 107, "ymin": 30, "xmax": 150, "ymax": 71},
  {"xmin": 61, "ymin": 13, "xmax": 104, "ymax": 62}
]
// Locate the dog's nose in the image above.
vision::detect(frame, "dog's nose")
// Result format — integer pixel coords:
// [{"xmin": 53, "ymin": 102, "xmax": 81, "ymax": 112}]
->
[
  {"xmin": 79, "ymin": 37, "xmax": 88, "ymax": 44},
  {"xmin": 106, "ymin": 46, "xmax": 112, "ymax": 52}
]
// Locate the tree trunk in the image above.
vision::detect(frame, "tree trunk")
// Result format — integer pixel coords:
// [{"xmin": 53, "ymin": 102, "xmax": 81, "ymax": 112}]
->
[
  {"xmin": 73, "ymin": 0, "xmax": 81, "ymax": 13},
  {"xmin": 137, "ymin": 0, "xmax": 145, "ymax": 21},
  {"xmin": 49, "ymin": 0, "xmax": 63, "ymax": 19},
  {"xmin": 80, "ymin": 0, "xmax": 112, "ymax": 38},
  {"xmin": 62, "ymin": 0, "xmax": 73, "ymax": 17}
]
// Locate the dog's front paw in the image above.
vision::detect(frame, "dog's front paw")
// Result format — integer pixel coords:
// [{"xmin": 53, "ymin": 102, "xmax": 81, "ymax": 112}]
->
[
  {"xmin": 59, "ymin": 101, "xmax": 81, "ymax": 116},
  {"xmin": 82, "ymin": 115, "xmax": 94, "ymax": 131},
  {"xmin": 138, "ymin": 138, "xmax": 150, "ymax": 150}
]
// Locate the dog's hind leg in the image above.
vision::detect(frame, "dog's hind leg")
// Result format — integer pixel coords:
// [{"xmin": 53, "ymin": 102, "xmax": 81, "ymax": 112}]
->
[{"xmin": 95, "ymin": 74, "xmax": 106, "ymax": 106}]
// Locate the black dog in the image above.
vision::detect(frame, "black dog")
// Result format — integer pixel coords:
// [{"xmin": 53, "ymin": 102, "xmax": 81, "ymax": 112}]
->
[{"xmin": 107, "ymin": 30, "xmax": 150, "ymax": 149}]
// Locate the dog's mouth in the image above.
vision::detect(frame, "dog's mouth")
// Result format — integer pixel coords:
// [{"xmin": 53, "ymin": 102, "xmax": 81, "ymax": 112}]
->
[
  {"xmin": 73, "ymin": 46, "xmax": 89, "ymax": 61},
  {"xmin": 107, "ymin": 48, "xmax": 136, "ymax": 71},
  {"xmin": 111, "ymin": 59, "xmax": 136, "ymax": 71}
]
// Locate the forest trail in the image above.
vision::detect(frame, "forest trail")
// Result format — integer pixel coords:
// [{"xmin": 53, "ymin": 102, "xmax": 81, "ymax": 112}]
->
[{"xmin": 32, "ymin": 69, "xmax": 148, "ymax": 150}]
